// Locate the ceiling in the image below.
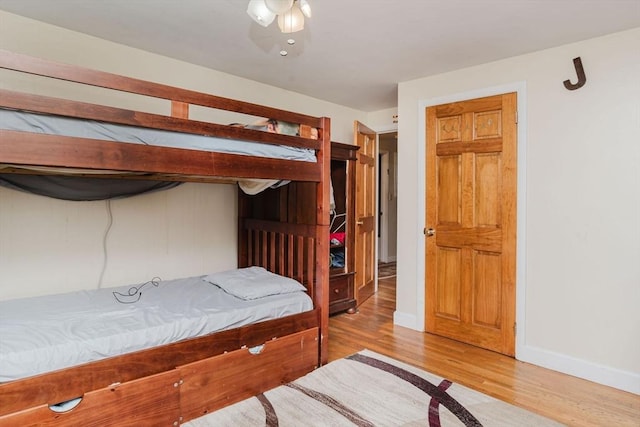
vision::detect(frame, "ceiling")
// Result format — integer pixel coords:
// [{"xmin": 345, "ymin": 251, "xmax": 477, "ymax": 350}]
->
[{"xmin": 0, "ymin": 0, "xmax": 638, "ymax": 112}]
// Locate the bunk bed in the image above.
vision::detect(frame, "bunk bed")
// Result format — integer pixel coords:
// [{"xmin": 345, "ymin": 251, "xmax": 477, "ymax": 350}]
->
[{"xmin": 0, "ymin": 49, "xmax": 331, "ymax": 426}]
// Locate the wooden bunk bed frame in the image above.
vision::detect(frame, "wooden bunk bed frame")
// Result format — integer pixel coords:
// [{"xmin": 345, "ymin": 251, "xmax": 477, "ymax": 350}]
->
[{"xmin": 0, "ymin": 49, "xmax": 331, "ymax": 426}]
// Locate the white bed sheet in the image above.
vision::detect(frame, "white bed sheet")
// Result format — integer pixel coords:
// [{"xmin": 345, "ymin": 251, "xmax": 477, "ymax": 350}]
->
[
  {"xmin": 0, "ymin": 275, "xmax": 313, "ymax": 382},
  {"xmin": 0, "ymin": 109, "xmax": 317, "ymax": 162}
]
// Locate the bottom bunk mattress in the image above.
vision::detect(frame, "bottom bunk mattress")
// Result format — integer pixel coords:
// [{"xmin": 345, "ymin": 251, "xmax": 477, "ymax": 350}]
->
[{"xmin": 0, "ymin": 267, "xmax": 313, "ymax": 382}]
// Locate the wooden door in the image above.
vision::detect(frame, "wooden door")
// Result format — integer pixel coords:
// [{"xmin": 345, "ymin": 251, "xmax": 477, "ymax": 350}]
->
[
  {"xmin": 354, "ymin": 121, "xmax": 377, "ymax": 305},
  {"xmin": 425, "ymin": 93, "xmax": 517, "ymax": 356}
]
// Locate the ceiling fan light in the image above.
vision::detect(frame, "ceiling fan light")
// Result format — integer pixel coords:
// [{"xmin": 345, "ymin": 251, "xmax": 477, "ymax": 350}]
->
[
  {"xmin": 264, "ymin": 0, "xmax": 294, "ymax": 14},
  {"xmin": 246, "ymin": 0, "xmax": 276, "ymax": 27},
  {"xmin": 277, "ymin": 3, "xmax": 304, "ymax": 33},
  {"xmin": 299, "ymin": 0, "xmax": 311, "ymax": 18}
]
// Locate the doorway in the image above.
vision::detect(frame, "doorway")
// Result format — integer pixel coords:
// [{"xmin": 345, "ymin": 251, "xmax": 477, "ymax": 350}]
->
[{"xmin": 378, "ymin": 132, "xmax": 398, "ymax": 266}]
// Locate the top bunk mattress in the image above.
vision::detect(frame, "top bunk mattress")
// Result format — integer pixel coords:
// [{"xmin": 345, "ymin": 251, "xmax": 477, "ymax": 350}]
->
[
  {"xmin": 0, "ymin": 109, "xmax": 317, "ymax": 163},
  {"xmin": 0, "ymin": 269, "xmax": 313, "ymax": 382}
]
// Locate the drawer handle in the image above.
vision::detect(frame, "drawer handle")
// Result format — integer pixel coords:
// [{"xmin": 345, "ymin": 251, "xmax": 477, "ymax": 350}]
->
[
  {"xmin": 333, "ymin": 288, "xmax": 340, "ymax": 294},
  {"xmin": 248, "ymin": 344, "xmax": 265, "ymax": 355}
]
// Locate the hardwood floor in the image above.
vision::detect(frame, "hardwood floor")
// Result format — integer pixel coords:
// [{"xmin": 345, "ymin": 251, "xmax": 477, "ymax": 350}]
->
[{"xmin": 328, "ymin": 277, "xmax": 640, "ymax": 427}]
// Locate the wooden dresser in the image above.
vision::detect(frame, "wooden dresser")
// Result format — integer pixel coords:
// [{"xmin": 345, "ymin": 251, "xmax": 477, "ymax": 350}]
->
[{"xmin": 328, "ymin": 142, "xmax": 359, "ymax": 315}]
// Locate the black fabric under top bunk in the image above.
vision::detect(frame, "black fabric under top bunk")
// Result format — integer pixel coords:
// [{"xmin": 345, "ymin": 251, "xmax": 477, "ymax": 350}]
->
[{"xmin": 0, "ymin": 175, "xmax": 181, "ymax": 201}]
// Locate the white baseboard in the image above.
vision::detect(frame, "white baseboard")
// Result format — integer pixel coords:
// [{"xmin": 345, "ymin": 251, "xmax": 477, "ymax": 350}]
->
[
  {"xmin": 518, "ymin": 344, "xmax": 640, "ymax": 395},
  {"xmin": 393, "ymin": 310, "xmax": 422, "ymax": 331},
  {"xmin": 393, "ymin": 311, "xmax": 639, "ymax": 394}
]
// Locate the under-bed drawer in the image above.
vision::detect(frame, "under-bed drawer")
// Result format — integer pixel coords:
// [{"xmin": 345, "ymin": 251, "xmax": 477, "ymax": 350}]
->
[
  {"xmin": 0, "ymin": 369, "xmax": 181, "ymax": 427},
  {"xmin": 179, "ymin": 327, "xmax": 319, "ymax": 422}
]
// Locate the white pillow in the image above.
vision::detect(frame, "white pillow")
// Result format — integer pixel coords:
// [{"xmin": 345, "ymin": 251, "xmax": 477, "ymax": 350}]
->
[{"xmin": 204, "ymin": 266, "xmax": 306, "ymax": 300}]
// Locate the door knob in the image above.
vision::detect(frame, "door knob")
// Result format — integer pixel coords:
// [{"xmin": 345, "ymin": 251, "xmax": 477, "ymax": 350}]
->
[{"xmin": 426, "ymin": 228, "xmax": 435, "ymax": 237}]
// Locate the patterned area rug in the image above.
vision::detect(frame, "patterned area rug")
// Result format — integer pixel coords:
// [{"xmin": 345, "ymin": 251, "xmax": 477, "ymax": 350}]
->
[
  {"xmin": 185, "ymin": 350, "xmax": 563, "ymax": 426},
  {"xmin": 378, "ymin": 262, "xmax": 396, "ymax": 279}
]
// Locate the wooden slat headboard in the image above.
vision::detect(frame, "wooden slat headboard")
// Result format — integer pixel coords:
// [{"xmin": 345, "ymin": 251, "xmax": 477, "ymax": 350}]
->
[{"xmin": 239, "ymin": 218, "xmax": 318, "ymax": 300}]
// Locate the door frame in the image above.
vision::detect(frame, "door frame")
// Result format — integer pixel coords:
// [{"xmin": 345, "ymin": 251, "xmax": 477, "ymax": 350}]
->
[{"xmin": 417, "ymin": 82, "xmax": 528, "ymax": 358}]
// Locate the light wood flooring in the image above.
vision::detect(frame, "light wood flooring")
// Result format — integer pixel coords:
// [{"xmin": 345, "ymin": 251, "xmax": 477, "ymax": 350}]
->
[{"xmin": 328, "ymin": 277, "xmax": 639, "ymax": 427}]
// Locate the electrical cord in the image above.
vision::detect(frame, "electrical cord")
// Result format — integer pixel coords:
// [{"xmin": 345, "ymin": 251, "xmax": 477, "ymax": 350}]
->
[
  {"xmin": 97, "ymin": 199, "xmax": 113, "ymax": 289},
  {"xmin": 112, "ymin": 277, "xmax": 161, "ymax": 304}
]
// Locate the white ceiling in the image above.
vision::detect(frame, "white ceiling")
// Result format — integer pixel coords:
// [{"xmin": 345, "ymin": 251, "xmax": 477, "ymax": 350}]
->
[{"xmin": 0, "ymin": 0, "xmax": 638, "ymax": 111}]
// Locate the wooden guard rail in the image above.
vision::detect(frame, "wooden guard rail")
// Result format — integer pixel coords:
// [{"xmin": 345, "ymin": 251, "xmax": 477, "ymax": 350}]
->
[{"xmin": 240, "ymin": 218, "xmax": 317, "ymax": 299}]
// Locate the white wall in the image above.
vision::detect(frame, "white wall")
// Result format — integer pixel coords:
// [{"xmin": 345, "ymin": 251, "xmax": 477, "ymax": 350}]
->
[
  {"xmin": 366, "ymin": 107, "xmax": 398, "ymax": 133},
  {"xmin": 0, "ymin": 11, "xmax": 366, "ymax": 299},
  {"xmin": 0, "ymin": 183, "xmax": 238, "ymax": 299},
  {"xmin": 396, "ymin": 28, "xmax": 640, "ymax": 394}
]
